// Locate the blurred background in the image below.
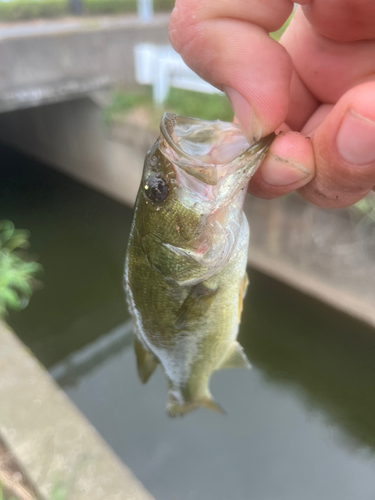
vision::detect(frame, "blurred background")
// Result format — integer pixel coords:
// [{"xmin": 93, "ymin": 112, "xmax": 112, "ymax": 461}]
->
[{"xmin": 1, "ymin": 3, "xmax": 375, "ymax": 500}]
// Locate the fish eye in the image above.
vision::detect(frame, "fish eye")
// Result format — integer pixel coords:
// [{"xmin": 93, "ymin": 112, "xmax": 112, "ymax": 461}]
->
[{"xmin": 144, "ymin": 173, "xmax": 169, "ymax": 203}]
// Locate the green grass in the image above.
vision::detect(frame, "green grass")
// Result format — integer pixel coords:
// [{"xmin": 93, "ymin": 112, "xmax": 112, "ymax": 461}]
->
[
  {"xmin": 0, "ymin": 0, "xmax": 175, "ymax": 21},
  {"xmin": 106, "ymin": 86, "xmax": 234, "ymax": 126},
  {"xmin": 85, "ymin": 0, "xmax": 174, "ymax": 14},
  {"xmin": 0, "ymin": 0, "xmax": 67, "ymax": 22},
  {"xmin": 270, "ymin": 11, "xmax": 294, "ymax": 41},
  {"xmin": 166, "ymin": 88, "xmax": 233, "ymax": 122},
  {"xmin": 105, "ymin": 86, "xmax": 154, "ymax": 118},
  {"xmin": 84, "ymin": 0, "xmax": 136, "ymax": 15}
]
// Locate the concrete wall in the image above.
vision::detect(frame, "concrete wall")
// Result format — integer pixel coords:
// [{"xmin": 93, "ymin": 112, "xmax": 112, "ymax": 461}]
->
[
  {"xmin": 0, "ymin": 14, "xmax": 170, "ymax": 112},
  {"xmin": 0, "ymin": 97, "xmax": 145, "ymax": 206},
  {"xmin": 0, "ymin": 98, "xmax": 107, "ymax": 189}
]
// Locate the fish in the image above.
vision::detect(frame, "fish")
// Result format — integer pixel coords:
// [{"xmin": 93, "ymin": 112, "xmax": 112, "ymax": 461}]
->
[{"xmin": 124, "ymin": 112, "xmax": 274, "ymax": 417}]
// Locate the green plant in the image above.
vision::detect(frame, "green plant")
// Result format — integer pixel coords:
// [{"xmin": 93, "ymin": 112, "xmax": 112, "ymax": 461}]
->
[
  {"xmin": 84, "ymin": 0, "xmax": 174, "ymax": 14},
  {"xmin": 84, "ymin": 0, "xmax": 136, "ymax": 15},
  {"xmin": 0, "ymin": 221, "xmax": 41, "ymax": 318},
  {"xmin": 0, "ymin": 0, "xmax": 67, "ymax": 22},
  {"xmin": 104, "ymin": 87, "xmax": 154, "ymax": 121},
  {"xmin": 270, "ymin": 11, "xmax": 294, "ymax": 41},
  {"xmin": 0, "ymin": 0, "xmax": 175, "ymax": 21},
  {"xmin": 165, "ymin": 88, "xmax": 233, "ymax": 121},
  {"xmin": 106, "ymin": 86, "xmax": 234, "ymax": 124}
]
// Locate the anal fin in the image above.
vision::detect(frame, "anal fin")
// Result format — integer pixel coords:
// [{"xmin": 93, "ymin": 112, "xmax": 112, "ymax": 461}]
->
[
  {"xmin": 134, "ymin": 337, "xmax": 159, "ymax": 384},
  {"xmin": 218, "ymin": 341, "xmax": 251, "ymax": 370}
]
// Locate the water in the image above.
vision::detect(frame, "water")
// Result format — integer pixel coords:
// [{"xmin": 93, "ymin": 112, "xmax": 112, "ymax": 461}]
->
[{"xmin": 2, "ymin": 143, "xmax": 375, "ymax": 500}]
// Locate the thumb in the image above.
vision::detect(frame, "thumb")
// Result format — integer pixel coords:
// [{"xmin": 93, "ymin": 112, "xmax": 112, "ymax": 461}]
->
[{"xmin": 170, "ymin": 0, "xmax": 294, "ymax": 141}]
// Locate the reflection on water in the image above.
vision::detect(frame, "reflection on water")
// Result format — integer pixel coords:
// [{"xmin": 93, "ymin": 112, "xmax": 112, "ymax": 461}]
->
[
  {"xmin": 241, "ymin": 274, "xmax": 375, "ymax": 454},
  {"xmin": 2, "ymin": 143, "xmax": 375, "ymax": 500}
]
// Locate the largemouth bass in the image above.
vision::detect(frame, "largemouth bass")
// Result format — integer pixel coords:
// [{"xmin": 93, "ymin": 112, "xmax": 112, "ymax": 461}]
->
[{"xmin": 125, "ymin": 113, "xmax": 274, "ymax": 416}]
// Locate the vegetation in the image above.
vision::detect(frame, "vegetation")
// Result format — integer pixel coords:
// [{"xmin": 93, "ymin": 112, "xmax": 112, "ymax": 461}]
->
[
  {"xmin": 166, "ymin": 88, "xmax": 234, "ymax": 122},
  {"xmin": 0, "ymin": 0, "xmax": 66, "ymax": 21},
  {"xmin": 0, "ymin": 0, "xmax": 175, "ymax": 22},
  {"xmin": 84, "ymin": 0, "xmax": 136, "ymax": 15},
  {"xmin": 270, "ymin": 11, "xmax": 294, "ymax": 42},
  {"xmin": 105, "ymin": 86, "xmax": 234, "ymax": 125},
  {"xmin": 0, "ymin": 221, "xmax": 41, "ymax": 319},
  {"xmin": 85, "ymin": 0, "xmax": 174, "ymax": 15}
]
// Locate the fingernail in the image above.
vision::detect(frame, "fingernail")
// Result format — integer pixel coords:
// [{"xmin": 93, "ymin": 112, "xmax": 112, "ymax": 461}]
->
[
  {"xmin": 337, "ymin": 109, "xmax": 375, "ymax": 165},
  {"xmin": 260, "ymin": 154, "xmax": 312, "ymax": 186},
  {"xmin": 224, "ymin": 87, "xmax": 262, "ymax": 143}
]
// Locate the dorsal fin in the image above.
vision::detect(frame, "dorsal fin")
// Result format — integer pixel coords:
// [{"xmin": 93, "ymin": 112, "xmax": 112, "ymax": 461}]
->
[
  {"xmin": 218, "ymin": 341, "xmax": 251, "ymax": 370},
  {"xmin": 134, "ymin": 337, "xmax": 159, "ymax": 384}
]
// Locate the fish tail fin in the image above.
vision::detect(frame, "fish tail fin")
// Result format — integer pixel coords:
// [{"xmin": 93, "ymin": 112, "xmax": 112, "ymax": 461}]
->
[
  {"xmin": 167, "ymin": 392, "xmax": 226, "ymax": 417},
  {"xmin": 134, "ymin": 337, "xmax": 158, "ymax": 384}
]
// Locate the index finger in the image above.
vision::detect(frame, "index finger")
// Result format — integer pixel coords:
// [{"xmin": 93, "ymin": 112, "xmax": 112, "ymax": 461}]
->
[{"xmin": 169, "ymin": 0, "xmax": 295, "ymax": 141}]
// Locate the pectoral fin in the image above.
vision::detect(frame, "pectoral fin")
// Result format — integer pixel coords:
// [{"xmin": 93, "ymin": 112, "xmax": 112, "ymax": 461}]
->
[
  {"xmin": 174, "ymin": 282, "xmax": 218, "ymax": 330},
  {"xmin": 218, "ymin": 341, "xmax": 251, "ymax": 370},
  {"xmin": 142, "ymin": 235, "xmax": 207, "ymax": 284},
  {"xmin": 134, "ymin": 337, "xmax": 159, "ymax": 383}
]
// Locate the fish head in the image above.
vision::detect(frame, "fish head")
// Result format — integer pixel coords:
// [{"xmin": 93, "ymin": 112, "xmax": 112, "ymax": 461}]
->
[
  {"xmin": 159, "ymin": 112, "xmax": 274, "ymax": 209},
  {"xmin": 136, "ymin": 113, "xmax": 274, "ymax": 284}
]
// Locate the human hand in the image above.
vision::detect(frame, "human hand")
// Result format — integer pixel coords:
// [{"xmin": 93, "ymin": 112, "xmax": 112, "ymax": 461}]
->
[{"xmin": 169, "ymin": 0, "xmax": 375, "ymax": 208}]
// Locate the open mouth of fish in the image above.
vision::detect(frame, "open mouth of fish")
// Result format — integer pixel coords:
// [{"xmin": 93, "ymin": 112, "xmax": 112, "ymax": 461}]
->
[{"xmin": 159, "ymin": 112, "xmax": 275, "ymax": 193}]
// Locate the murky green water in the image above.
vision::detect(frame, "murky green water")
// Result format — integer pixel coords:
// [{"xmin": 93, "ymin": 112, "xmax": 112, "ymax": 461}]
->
[{"xmin": 2, "ymin": 143, "xmax": 375, "ymax": 500}]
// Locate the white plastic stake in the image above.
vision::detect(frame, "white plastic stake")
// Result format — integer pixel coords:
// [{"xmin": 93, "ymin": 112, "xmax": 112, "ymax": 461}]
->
[{"xmin": 137, "ymin": 0, "xmax": 153, "ymax": 23}]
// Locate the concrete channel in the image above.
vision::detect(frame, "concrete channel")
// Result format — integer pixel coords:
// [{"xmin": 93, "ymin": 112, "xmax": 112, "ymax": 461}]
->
[
  {"xmin": 0, "ymin": 320, "xmax": 155, "ymax": 500},
  {"xmin": 2, "ymin": 111, "xmax": 375, "ymax": 498},
  {"xmin": 1, "ymin": 92, "xmax": 375, "ymax": 500}
]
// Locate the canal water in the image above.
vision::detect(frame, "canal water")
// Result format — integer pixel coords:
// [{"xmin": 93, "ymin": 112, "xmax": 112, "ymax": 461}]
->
[{"xmin": 2, "ymin": 143, "xmax": 375, "ymax": 500}]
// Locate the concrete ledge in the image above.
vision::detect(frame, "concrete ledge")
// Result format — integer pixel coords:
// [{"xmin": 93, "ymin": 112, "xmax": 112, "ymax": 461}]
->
[{"xmin": 0, "ymin": 321, "xmax": 154, "ymax": 500}]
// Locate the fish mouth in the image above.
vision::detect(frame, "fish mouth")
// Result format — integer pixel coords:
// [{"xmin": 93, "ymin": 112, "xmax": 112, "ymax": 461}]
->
[{"xmin": 160, "ymin": 112, "xmax": 274, "ymax": 186}]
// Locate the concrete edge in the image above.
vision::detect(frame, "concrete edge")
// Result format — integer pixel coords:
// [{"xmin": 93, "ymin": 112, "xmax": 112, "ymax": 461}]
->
[{"xmin": 0, "ymin": 321, "xmax": 155, "ymax": 500}]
